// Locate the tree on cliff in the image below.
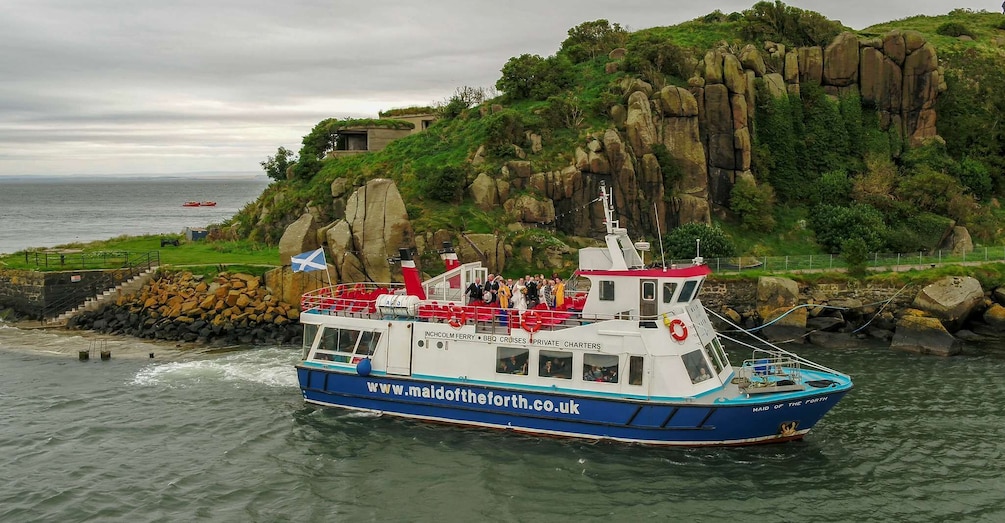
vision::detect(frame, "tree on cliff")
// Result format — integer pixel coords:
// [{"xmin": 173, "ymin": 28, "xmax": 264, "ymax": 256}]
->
[
  {"xmin": 496, "ymin": 54, "xmax": 574, "ymax": 101},
  {"xmin": 559, "ymin": 19, "xmax": 628, "ymax": 63},
  {"xmin": 260, "ymin": 147, "xmax": 297, "ymax": 182}
]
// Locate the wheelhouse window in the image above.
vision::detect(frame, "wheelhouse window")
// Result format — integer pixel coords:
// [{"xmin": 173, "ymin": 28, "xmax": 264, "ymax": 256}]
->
[
  {"xmin": 599, "ymin": 280, "xmax": 615, "ymax": 301},
  {"xmin": 496, "ymin": 347, "xmax": 528, "ymax": 375},
  {"xmin": 538, "ymin": 350, "xmax": 573, "ymax": 379},
  {"xmin": 662, "ymin": 282, "xmax": 678, "ymax": 303},
  {"xmin": 682, "ymin": 349, "xmax": 714, "ymax": 384},
  {"xmin": 313, "ymin": 328, "xmax": 378, "ymax": 363},
  {"xmin": 712, "ymin": 337, "xmax": 729, "ymax": 369},
  {"xmin": 642, "ymin": 281, "xmax": 656, "ymax": 301},
  {"xmin": 628, "ymin": 356, "xmax": 644, "ymax": 385},
  {"xmin": 704, "ymin": 342, "xmax": 723, "ymax": 373},
  {"xmin": 677, "ymin": 280, "xmax": 698, "ymax": 303},
  {"xmin": 303, "ymin": 324, "xmax": 319, "ymax": 359},
  {"xmin": 583, "ymin": 353, "xmax": 619, "ymax": 383}
]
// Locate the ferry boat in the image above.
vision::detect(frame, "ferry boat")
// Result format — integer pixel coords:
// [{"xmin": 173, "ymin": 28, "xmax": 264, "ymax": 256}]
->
[{"xmin": 295, "ymin": 184, "xmax": 852, "ymax": 446}]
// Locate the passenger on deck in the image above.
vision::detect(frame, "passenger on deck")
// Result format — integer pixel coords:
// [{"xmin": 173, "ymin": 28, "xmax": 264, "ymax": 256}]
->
[
  {"xmin": 466, "ymin": 278, "xmax": 483, "ymax": 305},
  {"xmin": 512, "ymin": 278, "xmax": 527, "ymax": 310},
  {"xmin": 484, "ymin": 274, "xmax": 499, "ymax": 305},
  {"xmin": 525, "ymin": 277, "xmax": 539, "ymax": 308},
  {"xmin": 497, "ymin": 277, "xmax": 511, "ymax": 309},
  {"xmin": 554, "ymin": 278, "xmax": 566, "ymax": 309}
]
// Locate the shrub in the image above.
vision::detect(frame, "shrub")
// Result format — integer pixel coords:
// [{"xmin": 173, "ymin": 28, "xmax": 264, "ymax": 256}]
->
[
  {"xmin": 885, "ymin": 212, "xmax": 953, "ymax": 253},
  {"xmin": 935, "ymin": 22, "xmax": 973, "ymax": 38},
  {"xmin": 809, "ymin": 204, "xmax": 886, "ymax": 253},
  {"xmin": 729, "ymin": 177, "xmax": 777, "ymax": 231},
  {"xmin": 485, "ymin": 110, "xmax": 526, "ymax": 149},
  {"xmin": 841, "ymin": 237, "xmax": 869, "ymax": 278},
  {"xmin": 815, "ymin": 171, "xmax": 852, "ymax": 207},
  {"xmin": 651, "ymin": 144, "xmax": 683, "ymax": 190},
  {"xmin": 623, "ymin": 34, "xmax": 693, "ymax": 82},
  {"xmin": 559, "ymin": 19, "xmax": 628, "ymax": 63},
  {"xmin": 495, "ymin": 54, "xmax": 575, "ymax": 101},
  {"xmin": 663, "ymin": 223, "xmax": 735, "ymax": 259},
  {"xmin": 420, "ymin": 164, "xmax": 467, "ymax": 203},
  {"xmin": 739, "ymin": 1, "xmax": 844, "ymax": 47},
  {"xmin": 894, "ymin": 166, "xmax": 966, "ymax": 216},
  {"xmin": 260, "ymin": 146, "xmax": 296, "ymax": 182},
  {"xmin": 952, "ymin": 157, "xmax": 993, "ymax": 200}
]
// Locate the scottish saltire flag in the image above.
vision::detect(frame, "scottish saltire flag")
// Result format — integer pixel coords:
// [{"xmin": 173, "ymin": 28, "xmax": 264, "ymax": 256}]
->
[{"xmin": 291, "ymin": 248, "xmax": 327, "ymax": 272}]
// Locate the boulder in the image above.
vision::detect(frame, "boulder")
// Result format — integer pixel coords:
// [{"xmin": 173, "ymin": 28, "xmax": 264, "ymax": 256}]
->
[
  {"xmin": 939, "ymin": 226, "xmax": 973, "ymax": 255},
  {"xmin": 911, "ymin": 276, "xmax": 983, "ymax": 330},
  {"xmin": 783, "ymin": 50, "xmax": 799, "ymax": 84},
  {"xmin": 344, "ymin": 178, "xmax": 415, "ymax": 283},
  {"xmin": 625, "ymin": 90, "xmax": 657, "ymax": 155},
  {"xmin": 468, "ymin": 172, "xmax": 499, "ymax": 210},
  {"xmin": 738, "ymin": 45, "xmax": 766, "ymax": 76},
  {"xmin": 723, "ymin": 53, "xmax": 746, "ymax": 95},
  {"xmin": 264, "ymin": 266, "xmax": 330, "ymax": 313},
  {"xmin": 822, "ymin": 32, "xmax": 860, "ymax": 86},
  {"xmin": 609, "ymin": 47, "xmax": 626, "ymax": 60},
  {"xmin": 764, "ymin": 73, "xmax": 787, "ymax": 98},
  {"xmin": 503, "ymin": 195, "xmax": 555, "ymax": 224},
  {"xmin": 703, "ymin": 49, "xmax": 723, "ymax": 84},
  {"xmin": 983, "ymin": 303, "xmax": 1005, "ymax": 331},
  {"xmin": 891, "ymin": 314, "xmax": 961, "ymax": 356},
  {"xmin": 756, "ymin": 276, "xmax": 806, "ymax": 328},
  {"xmin": 455, "ymin": 233, "xmax": 505, "ymax": 274},
  {"xmin": 883, "ymin": 30, "xmax": 907, "ymax": 66},
  {"xmin": 278, "ymin": 213, "xmax": 319, "ymax": 266},
  {"xmin": 658, "ymin": 86, "xmax": 699, "ymax": 117},
  {"xmin": 798, "ymin": 46, "xmax": 823, "ymax": 84}
]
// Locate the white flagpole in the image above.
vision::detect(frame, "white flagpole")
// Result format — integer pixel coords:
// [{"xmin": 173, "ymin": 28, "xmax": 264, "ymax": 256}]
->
[{"xmin": 321, "ymin": 248, "xmax": 334, "ymax": 289}]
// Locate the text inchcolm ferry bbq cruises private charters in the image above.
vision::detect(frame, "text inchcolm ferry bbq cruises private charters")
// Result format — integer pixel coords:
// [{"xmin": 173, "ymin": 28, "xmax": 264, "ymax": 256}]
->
[{"xmin": 295, "ymin": 183, "xmax": 852, "ymax": 446}]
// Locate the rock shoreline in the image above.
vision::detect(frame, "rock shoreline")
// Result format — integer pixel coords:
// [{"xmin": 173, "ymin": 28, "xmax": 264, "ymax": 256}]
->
[
  {"xmin": 67, "ymin": 270, "xmax": 1005, "ymax": 357},
  {"xmin": 69, "ymin": 270, "xmax": 303, "ymax": 347}
]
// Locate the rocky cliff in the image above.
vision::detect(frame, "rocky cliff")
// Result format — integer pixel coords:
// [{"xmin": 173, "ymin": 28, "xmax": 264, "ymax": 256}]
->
[{"xmin": 272, "ymin": 30, "xmax": 944, "ymax": 281}]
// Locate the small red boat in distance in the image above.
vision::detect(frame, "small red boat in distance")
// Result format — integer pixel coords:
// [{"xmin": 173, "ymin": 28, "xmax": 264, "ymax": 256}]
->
[
  {"xmin": 200, "ymin": 201, "xmax": 217, "ymax": 207},
  {"xmin": 182, "ymin": 201, "xmax": 200, "ymax": 207}
]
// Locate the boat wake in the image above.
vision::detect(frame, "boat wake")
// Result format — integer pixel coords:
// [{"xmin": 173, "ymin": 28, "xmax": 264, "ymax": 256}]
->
[{"xmin": 131, "ymin": 347, "xmax": 300, "ymax": 388}]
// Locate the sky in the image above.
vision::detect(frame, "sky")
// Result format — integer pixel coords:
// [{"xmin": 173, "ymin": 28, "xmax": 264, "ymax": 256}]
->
[{"xmin": 0, "ymin": 0, "xmax": 988, "ymax": 177}]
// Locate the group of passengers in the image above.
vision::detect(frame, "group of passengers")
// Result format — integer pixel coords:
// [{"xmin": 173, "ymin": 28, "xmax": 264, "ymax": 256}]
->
[
  {"xmin": 468, "ymin": 273, "xmax": 566, "ymax": 311},
  {"xmin": 498, "ymin": 355, "xmax": 528, "ymax": 375},
  {"xmin": 584, "ymin": 364, "xmax": 617, "ymax": 383}
]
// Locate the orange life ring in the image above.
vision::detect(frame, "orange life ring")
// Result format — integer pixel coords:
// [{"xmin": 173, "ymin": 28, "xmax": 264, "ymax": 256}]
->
[
  {"xmin": 448, "ymin": 305, "xmax": 467, "ymax": 329},
  {"xmin": 668, "ymin": 318, "xmax": 688, "ymax": 341},
  {"xmin": 522, "ymin": 310, "xmax": 542, "ymax": 333}
]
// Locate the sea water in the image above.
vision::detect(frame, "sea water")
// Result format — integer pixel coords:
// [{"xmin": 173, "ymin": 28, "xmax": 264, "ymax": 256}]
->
[
  {"xmin": 1, "ymin": 325, "xmax": 1004, "ymax": 522},
  {"xmin": 0, "ymin": 174, "xmax": 270, "ymax": 255}
]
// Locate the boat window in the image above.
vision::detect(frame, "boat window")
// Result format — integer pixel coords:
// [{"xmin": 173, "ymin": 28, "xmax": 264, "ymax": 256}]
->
[
  {"xmin": 583, "ymin": 353, "xmax": 619, "ymax": 383},
  {"xmin": 496, "ymin": 347, "xmax": 528, "ymax": 375},
  {"xmin": 662, "ymin": 282, "xmax": 678, "ymax": 303},
  {"xmin": 338, "ymin": 329, "xmax": 361, "ymax": 353},
  {"xmin": 641, "ymin": 281, "xmax": 656, "ymax": 301},
  {"xmin": 682, "ymin": 349, "xmax": 714, "ymax": 384},
  {"xmin": 628, "ymin": 356, "xmax": 644, "ymax": 385},
  {"xmin": 303, "ymin": 324, "xmax": 319, "ymax": 359},
  {"xmin": 538, "ymin": 350, "xmax": 573, "ymax": 379},
  {"xmin": 314, "ymin": 328, "xmax": 366, "ymax": 363},
  {"xmin": 677, "ymin": 280, "xmax": 698, "ymax": 303},
  {"xmin": 712, "ymin": 338, "xmax": 729, "ymax": 368},
  {"xmin": 356, "ymin": 331, "xmax": 381, "ymax": 356},
  {"xmin": 704, "ymin": 342, "xmax": 723, "ymax": 373},
  {"xmin": 599, "ymin": 280, "xmax": 615, "ymax": 301}
]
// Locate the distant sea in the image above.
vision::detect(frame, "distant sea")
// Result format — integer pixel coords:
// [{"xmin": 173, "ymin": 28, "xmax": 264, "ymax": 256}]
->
[{"xmin": 0, "ymin": 173, "xmax": 271, "ymax": 255}]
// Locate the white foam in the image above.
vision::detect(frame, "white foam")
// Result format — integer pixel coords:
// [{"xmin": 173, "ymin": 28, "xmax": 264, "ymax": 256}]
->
[{"xmin": 131, "ymin": 347, "xmax": 300, "ymax": 388}]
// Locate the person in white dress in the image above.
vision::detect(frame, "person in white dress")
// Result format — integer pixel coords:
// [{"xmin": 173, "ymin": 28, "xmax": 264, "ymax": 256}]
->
[{"xmin": 512, "ymin": 277, "xmax": 527, "ymax": 311}]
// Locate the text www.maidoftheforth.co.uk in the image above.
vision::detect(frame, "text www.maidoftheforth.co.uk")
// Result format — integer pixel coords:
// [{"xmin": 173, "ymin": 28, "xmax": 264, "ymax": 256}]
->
[{"xmin": 365, "ymin": 381, "xmax": 581, "ymax": 415}]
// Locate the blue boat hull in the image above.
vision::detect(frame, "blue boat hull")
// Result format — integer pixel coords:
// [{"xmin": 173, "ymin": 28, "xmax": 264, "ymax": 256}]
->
[{"xmin": 297, "ymin": 366, "xmax": 850, "ymax": 446}]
